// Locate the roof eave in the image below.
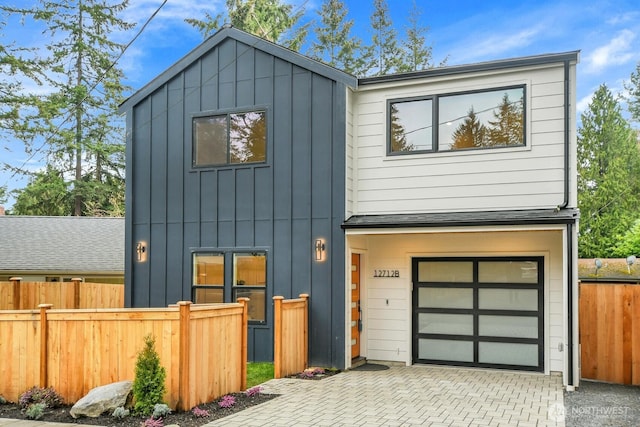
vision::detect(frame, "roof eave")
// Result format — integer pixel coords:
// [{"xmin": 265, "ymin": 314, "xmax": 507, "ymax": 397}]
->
[{"xmin": 358, "ymin": 50, "xmax": 581, "ymax": 86}]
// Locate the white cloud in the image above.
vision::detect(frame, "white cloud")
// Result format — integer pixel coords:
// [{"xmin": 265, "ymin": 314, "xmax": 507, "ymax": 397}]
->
[
  {"xmin": 584, "ymin": 29, "xmax": 636, "ymax": 74},
  {"xmin": 576, "ymin": 92, "xmax": 594, "ymax": 114}
]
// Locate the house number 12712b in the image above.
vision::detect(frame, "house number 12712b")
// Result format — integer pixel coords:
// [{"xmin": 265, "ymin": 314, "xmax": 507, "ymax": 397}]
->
[{"xmin": 373, "ymin": 270, "xmax": 400, "ymax": 278}]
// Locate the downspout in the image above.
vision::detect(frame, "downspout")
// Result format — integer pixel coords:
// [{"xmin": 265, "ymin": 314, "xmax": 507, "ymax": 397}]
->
[{"xmin": 560, "ymin": 59, "xmax": 575, "ymax": 388}]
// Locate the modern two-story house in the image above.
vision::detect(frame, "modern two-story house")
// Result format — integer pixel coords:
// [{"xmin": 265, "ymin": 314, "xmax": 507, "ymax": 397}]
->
[{"xmin": 119, "ymin": 26, "xmax": 579, "ymax": 388}]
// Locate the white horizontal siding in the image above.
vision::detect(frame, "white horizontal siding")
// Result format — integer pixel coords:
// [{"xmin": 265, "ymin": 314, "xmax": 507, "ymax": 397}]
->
[
  {"xmin": 353, "ymin": 229, "xmax": 566, "ymax": 373},
  {"xmin": 350, "ymin": 62, "xmax": 574, "ymax": 215}
]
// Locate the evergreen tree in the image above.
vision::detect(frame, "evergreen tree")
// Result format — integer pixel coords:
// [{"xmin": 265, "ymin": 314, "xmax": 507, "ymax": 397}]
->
[
  {"xmin": 611, "ymin": 219, "xmax": 640, "ymax": 258},
  {"xmin": 186, "ymin": 0, "xmax": 307, "ymax": 50},
  {"xmin": 487, "ymin": 93, "xmax": 524, "ymax": 147},
  {"xmin": 577, "ymin": 84, "xmax": 640, "ymax": 257},
  {"xmin": 450, "ymin": 108, "xmax": 487, "ymax": 150},
  {"xmin": 397, "ymin": 1, "xmax": 444, "ymax": 73},
  {"xmin": 625, "ymin": 61, "xmax": 640, "ymax": 123},
  {"xmin": 11, "ymin": 166, "xmax": 72, "ymax": 216},
  {"xmin": 2, "ymin": 0, "xmax": 132, "ymax": 216},
  {"xmin": 367, "ymin": 0, "xmax": 402, "ymax": 76},
  {"xmin": 309, "ymin": 0, "xmax": 367, "ymax": 76}
]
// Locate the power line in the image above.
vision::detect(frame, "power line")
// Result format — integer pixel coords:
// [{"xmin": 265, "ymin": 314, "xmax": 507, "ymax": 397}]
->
[{"xmin": 2, "ymin": 0, "xmax": 168, "ymax": 188}]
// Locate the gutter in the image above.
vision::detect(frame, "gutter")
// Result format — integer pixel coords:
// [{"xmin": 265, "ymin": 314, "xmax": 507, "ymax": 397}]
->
[{"xmin": 561, "ymin": 59, "xmax": 575, "ymax": 388}]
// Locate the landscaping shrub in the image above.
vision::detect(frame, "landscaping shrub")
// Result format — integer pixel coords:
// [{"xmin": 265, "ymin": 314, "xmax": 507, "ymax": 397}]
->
[
  {"xmin": 132, "ymin": 334, "xmax": 167, "ymax": 416},
  {"xmin": 24, "ymin": 402, "xmax": 47, "ymax": 420},
  {"xmin": 18, "ymin": 386, "xmax": 62, "ymax": 409},
  {"xmin": 152, "ymin": 403, "xmax": 171, "ymax": 418},
  {"xmin": 112, "ymin": 406, "xmax": 130, "ymax": 419}
]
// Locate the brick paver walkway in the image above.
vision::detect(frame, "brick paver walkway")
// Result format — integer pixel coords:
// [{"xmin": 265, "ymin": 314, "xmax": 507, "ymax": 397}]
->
[{"xmin": 205, "ymin": 365, "xmax": 565, "ymax": 427}]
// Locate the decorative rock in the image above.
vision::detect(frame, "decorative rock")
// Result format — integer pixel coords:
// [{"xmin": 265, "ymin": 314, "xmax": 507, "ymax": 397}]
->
[{"xmin": 70, "ymin": 380, "xmax": 133, "ymax": 418}]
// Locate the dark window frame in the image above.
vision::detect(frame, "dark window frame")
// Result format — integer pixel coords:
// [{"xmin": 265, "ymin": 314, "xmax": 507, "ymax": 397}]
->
[
  {"xmin": 192, "ymin": 107, "xmax": 268, "ymax": 168},
  {"xmin": 191, "ymin": 249, "xmax": 268, "ymax": 325},
  {"xmin": 388, "ymin": 85, "xmax": 526, "ymax": 155}
]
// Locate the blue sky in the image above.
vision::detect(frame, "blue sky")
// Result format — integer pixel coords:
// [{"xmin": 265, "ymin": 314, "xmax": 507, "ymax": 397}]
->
[{"xmin": 2, "ymin": 0, "xmax": 640, "ymax": 209}]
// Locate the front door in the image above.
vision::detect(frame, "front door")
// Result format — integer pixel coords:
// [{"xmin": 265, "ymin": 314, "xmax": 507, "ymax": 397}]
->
[{"xmin": 351, "ymin": 253, "xmax": 361, "ymax": 359}]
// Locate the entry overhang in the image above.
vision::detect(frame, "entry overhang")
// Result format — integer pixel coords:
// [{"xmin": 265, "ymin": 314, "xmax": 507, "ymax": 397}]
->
[{"xmin": 342, "ymin": 208, "xmax": 579, "ymax": 230}]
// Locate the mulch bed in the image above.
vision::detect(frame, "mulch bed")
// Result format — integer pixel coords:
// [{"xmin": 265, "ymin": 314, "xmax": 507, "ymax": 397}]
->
[{"xmin": 0, "ymin": 392, "xmax": 276, "ymax": 427}]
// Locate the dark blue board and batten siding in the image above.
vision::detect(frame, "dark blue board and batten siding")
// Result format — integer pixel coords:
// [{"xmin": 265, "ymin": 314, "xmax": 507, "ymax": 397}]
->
[{"xmin": 120, "ymin": 28, "xmax": 356, "ymax": 368}]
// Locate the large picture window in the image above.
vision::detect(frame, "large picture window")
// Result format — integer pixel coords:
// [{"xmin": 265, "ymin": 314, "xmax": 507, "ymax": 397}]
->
[
  {"xmin": 192, "ymin": 251, "xmax": 267, "ymax": 323},
  {"xmin": 193, "ymin": 110, "xmax": 266, "ymax": 166},
  {"xmin": 389, "ymin": 86, "xmax": 525, "ymax": 154}
]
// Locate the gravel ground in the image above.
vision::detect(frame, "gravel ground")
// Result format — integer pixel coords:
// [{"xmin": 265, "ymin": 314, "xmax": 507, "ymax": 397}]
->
[{"xmin": 564, "ymin": 380, "xmax": 640, "ymax": 426}]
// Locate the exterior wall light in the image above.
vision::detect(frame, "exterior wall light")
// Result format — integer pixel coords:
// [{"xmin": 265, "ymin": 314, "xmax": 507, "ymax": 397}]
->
[
  {"xmin": 314, "ymin": 239, "xmax": 326, "ymax": 262},
  {"xmin": 136, "ymin": 242, "xmax": 148, "ymax": 263}
]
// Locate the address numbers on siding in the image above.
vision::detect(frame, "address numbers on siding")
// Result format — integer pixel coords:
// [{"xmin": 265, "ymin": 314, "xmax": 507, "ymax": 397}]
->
[{"xmin": 373, "ymin": 270, "xmax": 400, "ymax": 278}]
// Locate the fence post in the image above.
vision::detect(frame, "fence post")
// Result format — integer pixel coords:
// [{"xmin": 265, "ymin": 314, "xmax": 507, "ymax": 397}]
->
[
  {"xmin": 38, "ymin": 303, "xmax": 53, "ymax": 388},
  {"xmin": 10, "ymin": 277, "xmax": 21, "ymax": 310},
  {"xmin": 273, "ymin": 296, "xmax": 284, "ymax": 379},
  {"xmin": 299, "ymin": 294, "xmax": 309, "ymax": 369},
  {"xmin": 237, "ymin": 297, "xmax": 249, "ymax": 390},
  {"xmin": 177, "ymin": 301, "xmax": 191, "ymax": 411},
  {"xmin": 71, "ymin": 278, "xmax": 82, "ymax": 309}
]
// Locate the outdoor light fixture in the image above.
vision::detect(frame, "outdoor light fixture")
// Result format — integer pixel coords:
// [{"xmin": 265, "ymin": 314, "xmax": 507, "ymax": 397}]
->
[
  {"xmin": 594, "ymin": 258, "xmax": 602, "ymax": 276},
  {"xmin": 627, "ymin": 255, "xmax": 636, "ymax": 274},
  {"xmin": 314, "ymin": 239, "xmax": 326, "ymax": 261},
  {"xmin": 136, "ymin": 242, "xmax": 147, "ymax": 263}
]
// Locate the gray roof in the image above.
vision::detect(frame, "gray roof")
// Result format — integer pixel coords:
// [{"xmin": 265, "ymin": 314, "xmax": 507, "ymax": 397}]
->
[
  {"xmin": 342, "ymin": 208, "xmax": 579, "ymax": 229},
  {"xmin": 0, "ymin": 216, "xmax": 124, "ymax": 274},
  {"xmin": 358, "ymin": 51, "xmax": 580, "ymax": 86}
]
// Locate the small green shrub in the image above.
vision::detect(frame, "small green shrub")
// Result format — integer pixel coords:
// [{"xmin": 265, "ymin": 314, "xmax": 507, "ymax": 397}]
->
[
  {"xmin": 152, "ymin": 403, "xmax": 171, "ymax": 418},
  {"xmin": 24, "ymin": 403, "xmax": 47, "ymax": 420},
  {"xmin": 112, "ymin": 406, "xmax": 130, "ymax": 418},
  {"xmin": 18, "ymin": 386, "xmax": 62, "ymax": 409},
  {"xmin": 0, "ymin": 395, "xmax": 7, "ymax": 404},
  {"xmin": 132, "ymin": 334, "xmax": 167, "ymax": 416}
]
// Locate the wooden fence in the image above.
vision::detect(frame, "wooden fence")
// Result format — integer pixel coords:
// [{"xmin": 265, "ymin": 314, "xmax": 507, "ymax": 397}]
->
[
  {"xmin": 0, "ymin": 278, "xmax": 124, "ymax": 310},
  {"xmin": 580, "ymin": 282, "xmax": 640, "ymax": 385},
  {"xmin": 273, "ymin": 294, "xmax": 309, "ymax": 378},
  {"xmin": 0, "ymin": 300, "xmax": 248, "ymax": 410}
]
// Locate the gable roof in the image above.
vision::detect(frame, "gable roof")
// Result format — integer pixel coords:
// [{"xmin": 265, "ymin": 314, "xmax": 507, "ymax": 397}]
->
[
  {"xmin": 119, "ymin": 25, "xmax": 357, "ymax": 113},
  {"xmin": 0, "ymin": 216, "xmax": 124, "ymax": 275}
]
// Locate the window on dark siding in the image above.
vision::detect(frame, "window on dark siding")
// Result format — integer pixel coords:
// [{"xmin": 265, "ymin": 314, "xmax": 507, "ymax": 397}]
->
[
  {"xmin": 389, "ymin": 86, "xmax": 525, "ymax": 154},
  {"xmin": 192, "ymin": 253, "xmax": 224, "ymax": 303},
  {"xmin": 193, "ymin": 110, "xmax": 266, "ymax": 166},
  {"xmin": 192, "ymin": 251, "xmax": 267, "ymax": 323},
  {"xmin": 233, "ymin": 252, "xmax": 266, "ymax": 322}
]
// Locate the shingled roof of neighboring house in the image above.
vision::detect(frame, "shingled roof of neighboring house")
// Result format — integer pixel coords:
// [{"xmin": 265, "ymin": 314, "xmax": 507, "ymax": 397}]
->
[{"xmin": 0, "ymin": 216, "xmax": 124, "ymax": 275}]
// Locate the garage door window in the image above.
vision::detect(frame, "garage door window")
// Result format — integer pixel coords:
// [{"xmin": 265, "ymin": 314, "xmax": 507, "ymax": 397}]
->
[{"xmin": 412, "ymin": 257, "xmax": 543, "ymax": 371}]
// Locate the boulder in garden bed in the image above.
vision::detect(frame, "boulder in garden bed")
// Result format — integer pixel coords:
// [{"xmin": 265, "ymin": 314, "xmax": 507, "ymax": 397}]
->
[{"xmin": 69, "ymin": 380, "xmax": 132, "ymax": 418}]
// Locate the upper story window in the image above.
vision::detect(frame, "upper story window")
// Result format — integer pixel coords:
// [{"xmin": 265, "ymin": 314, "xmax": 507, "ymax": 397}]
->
[
  {"xmin": 389, "ymin": 86, "xmax": 525, "ymax": 154},
  {"xmin": 193, "ymin": 110, "xmax": 266, "ymax": 167}
]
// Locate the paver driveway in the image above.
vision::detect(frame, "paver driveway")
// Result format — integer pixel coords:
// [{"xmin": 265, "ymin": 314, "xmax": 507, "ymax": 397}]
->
[{"xmin": 205, "ymin": 364, "xmax": 565, "ymax": 427}]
